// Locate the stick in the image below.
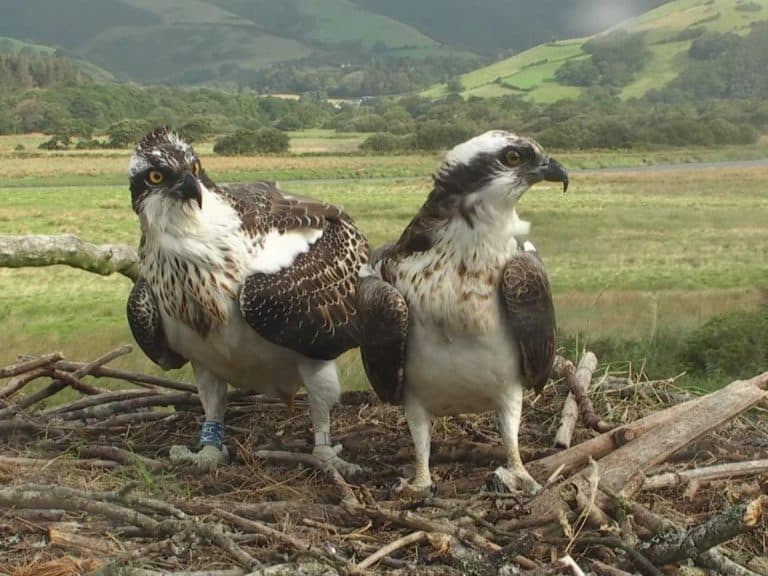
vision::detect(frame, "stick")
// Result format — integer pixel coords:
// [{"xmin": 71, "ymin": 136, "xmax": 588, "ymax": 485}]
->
[
  {"xmin": 41, "ymin": 389, "xmax": 160, "ymax": 416},
  {"xmin": 638, "ymin": 495, "xmax": 767, "ymax": 564},
  {"xmin": 642, "ymin": 459, "xmax": 768, "ymax": 490},
  {"xmin": 56, "ymin": 391, "xmax": 198, "ymax": 420},
  {"xmin": 0, "ymin": 234, "xmax": 139, "ymax": 281},
  {"xmin": 53, "ymin": 361, "xmax": 197, "ymax": 393},
  {"xmin": 348, "ymin": 503, "xmax": 501, "ymax": 554},
  {"xmin": 0, "ymin": 352, "xmax": 62, "ymax": 380},
  {"xmin": 214, "ymin": 508, "xmax": 348, "ymax": 570},
  {"xmin": 0, "ymin": 345, "xmax": 134, "ymax": 417},
  {"xmin": 354, "ymin": 530, "xmax": 427, "ymax": 570},
  {"xmin": 77, "ymin": 445, "xmax": 166, "ymax": 472},
  {"xmin": 697, "ymin": 548, "xmax": 762, "ymax": 576},
  {"xmin": 50, "ymin": 368, "xmax": 105, "ymax": 395},
  {"xmin": 0, "ymin": 454, "xmax": 118, "ymax": 469},
  {"xmin": 0, "ymin": 483, "xmax": 258, "ymax": 567},
  {"xmin": 591, "ymin": 560, "xmax": 635, "ymax": 576},
  {"xmin": 48, "ymin": 526, "xmax": 117, "ymax": 554},
  {"xmin": 554, "ymin": 353, "xmax": 601, "ymax": 448},
  {"xmin": 0, "ymin": 366, "xmax": 53, "ymax": 400},
  {"xmin": 553, "ymin": 353, "xmax": 609, "ymax": 436},
  {"xmin": 254, "ymin": 449, "xmax": 359, "ymax": 505}
]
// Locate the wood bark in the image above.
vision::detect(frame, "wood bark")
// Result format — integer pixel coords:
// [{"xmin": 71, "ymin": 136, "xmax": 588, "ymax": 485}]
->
[
  {"xmin": 0, "ymin": 234, "xmax": 138, "ymax": 281},
  {"xmin": 643, "ymin": 459, "xmax": 768, "ymax": 490},
  {"xmin": 554, "ymin": 352, "xmax": 600, "ymax": 448}
]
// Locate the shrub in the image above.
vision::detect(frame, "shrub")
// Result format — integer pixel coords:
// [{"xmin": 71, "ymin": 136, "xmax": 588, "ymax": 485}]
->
[
  {"xmin": 106, "ymin": 119, "xmax": 153, "ymax": 148},
  {"xmin": 414, "ymin": 120, "xmax": 476, "ymax": 151},
  {"xmin": 679, "ymin": 307, "xmax": 768, "ymax": 379},
  {"xmin": 213, "ymin": 127, "xmax": 289, "ymax": 155},
  {"xmin": 359, "ymin": 133, "xmax": 415, "ymax": 153}
]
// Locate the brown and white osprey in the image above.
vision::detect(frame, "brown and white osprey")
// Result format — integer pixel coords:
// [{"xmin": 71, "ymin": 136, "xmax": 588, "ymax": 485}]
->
[
  {"xmin": 357, "ymin": 130, "xmax": 568, "ymax": 495},
  {"xmin": 126, "ymin": 127, "xmax": 368, "ymax": 475}
]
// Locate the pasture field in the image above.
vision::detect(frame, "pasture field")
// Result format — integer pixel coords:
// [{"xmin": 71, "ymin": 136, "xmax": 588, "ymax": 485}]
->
[{"xmin": 1, "ymin": 137, "xmax": 766, "ymax": 394}]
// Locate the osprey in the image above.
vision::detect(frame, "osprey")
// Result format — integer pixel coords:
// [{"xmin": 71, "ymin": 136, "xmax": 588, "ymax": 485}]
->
[
  {"xmin": 126, "ymin": 127, "xmax": 368, "ymax": 475},
  {"xmin": 357, "ymin": 130, "xmax": 568, "ymax": 495}
]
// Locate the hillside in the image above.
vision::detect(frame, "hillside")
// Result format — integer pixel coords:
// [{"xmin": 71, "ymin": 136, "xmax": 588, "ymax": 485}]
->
[
  {"xmin": 423, "ymin": 0, "xmax": 768, "ymax": 102},
  {"xmin": 357, "ymin": 0, "xmax": 668, "ymax": 56},
  {"xmin": 0, "ymin": 0, "xmax": 451, "ymax": 86},
  {"xmin": 0, "ymin": 0, "xmax": 668, "ymax": 88}
]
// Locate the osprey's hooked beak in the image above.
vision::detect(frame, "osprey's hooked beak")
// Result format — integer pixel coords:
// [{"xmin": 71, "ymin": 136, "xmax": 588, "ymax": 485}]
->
[
  {"xmin": 172, "ymin": 172, "xmax": 203, "ymax": 208},
  {"xmin": 528, "ymin": 157, "xmax": 569, "ymax": 193}
]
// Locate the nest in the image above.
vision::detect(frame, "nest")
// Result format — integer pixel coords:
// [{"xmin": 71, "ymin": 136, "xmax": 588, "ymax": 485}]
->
[{"xmin": 0, "ymin": 346, "xmax": 767, "ymax": 576}]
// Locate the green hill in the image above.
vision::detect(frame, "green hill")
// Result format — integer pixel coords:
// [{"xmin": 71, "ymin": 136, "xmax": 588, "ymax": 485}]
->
[
  {"xmin": 0, "ymin": 0, "xmax": 448, "ymax": 85},
  {"xmin": 0, "ymin": 0, "xmax": 671, "ymax": 88},
  {"xmin": 423, "ymin": 0, "xmax": 768, "ymax": 102}
]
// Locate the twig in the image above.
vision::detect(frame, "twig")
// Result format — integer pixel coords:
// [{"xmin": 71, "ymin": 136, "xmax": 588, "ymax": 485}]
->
[
  {"xmin": 697, "ymin": 548, "xmax": 761, "ymax": 576},
  {"xmin": 553, "ymin": 353, "xmax": 610, "ymax": 435},
  {"xmin": 41, "ymin": 389, "xmax": 159, "ymax": 416},
  {"xmin": 77, "ymin": 445, "xmax": 166, "ymax": 472},
  {"xmin": 53, "ymin": 360, "xmax": 197, "ymax": 393},
  {"xmin": 50, "ymin": 368, "xmax": 105, "ymax": 395},
  {"xmin": 0, "ymin": 352, "xmax": 62, "ymax": 380},
  {"xmin": 0, "ymin": 483, "xmax": 257, "ymax": 567},
  {"xmin": 642, "ymin": 459, "xmax": 768, "ymax": 490},
  {"xmin": 55, "ymin": 391, "xmax": 198, "ymax": 420},
  {"xmin": 254, "ymin": 449, "xmax": 359, "ymax": 505},
  {"xmin": 214, "ymin": 508, "xmax": 348, "ymax": 570},
  {"xmin": 553, "ymin": 353, "xmax": 601, "ymax": 448},
  {"xmin": 0, "ymin": 454, "xmax": 118, "ymax": 469},
  {"xmin": 0, "ymin": 346, "xmax": 134, "ymax": 418},
  {"xmin": 348, "ymin": 503, "xmax": 501, "ymax": 554},
  {"xmin": 591, "ymin": 559, "xmax": 635, "ymax": 576},
  {"xmin": 354, "ymin": 530, "xmax": 427, "ymax": 570},
  {"xmin": 0, "ymin": 366, "xmax": 53, "ymax": 400}
]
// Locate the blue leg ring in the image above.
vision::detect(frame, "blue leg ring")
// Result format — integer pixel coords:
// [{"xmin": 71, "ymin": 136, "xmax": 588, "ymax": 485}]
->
[{"xmin": 199, "ymin": 420, "xmax": 226, "ymax": 451}]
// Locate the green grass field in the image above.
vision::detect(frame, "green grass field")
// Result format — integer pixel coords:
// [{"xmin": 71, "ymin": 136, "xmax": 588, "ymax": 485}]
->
[{"xmin": 1, "ymin": 136, "xmax": 767, "ymax": 393}]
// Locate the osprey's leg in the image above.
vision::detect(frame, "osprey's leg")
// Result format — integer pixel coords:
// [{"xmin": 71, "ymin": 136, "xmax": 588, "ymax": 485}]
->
[
  {"xmin": 492, "ymin": 385, "xmax": 541, "ymax": 496},
  {"xmin": 299, "ymin": 358, "xmax": 362, "ymax": 479},
  {"xmin": 169, "ymin": 363, "xmax": 229, "ymax": 471},
  {"xmin": 393, "ymin": 394, "xmax": 434, "ymax": 497}
]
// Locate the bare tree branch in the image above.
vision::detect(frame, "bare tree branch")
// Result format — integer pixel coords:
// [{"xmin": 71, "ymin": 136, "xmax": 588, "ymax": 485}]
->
[{"xmin": 0, "ymin": 234, "xmax": 138, "ymax": 281}]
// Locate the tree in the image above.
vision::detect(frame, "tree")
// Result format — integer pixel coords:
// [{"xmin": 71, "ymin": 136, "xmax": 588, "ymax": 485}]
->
[{"xmin": 213, "ymin": 128, "xmax": 289, "ymax": 156}]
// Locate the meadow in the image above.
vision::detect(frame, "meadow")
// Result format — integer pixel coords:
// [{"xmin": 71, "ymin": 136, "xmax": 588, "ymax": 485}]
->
[{"xmin": 1, "ymin": 133, "xmax": 766, "ymax": 393}]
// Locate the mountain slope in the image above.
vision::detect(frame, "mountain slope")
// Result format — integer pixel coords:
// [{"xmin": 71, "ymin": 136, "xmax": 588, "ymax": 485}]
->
[
  {"xmin": 423, "ymin": 0, "xmax": 768, "ymax": 102},
  {"xmin": 354, "ymin": 0, "xmax": 669, "ymax": 56},
  {"xmin": 0, "ymin": 0, "xmax": 447, "ymax": 85}
]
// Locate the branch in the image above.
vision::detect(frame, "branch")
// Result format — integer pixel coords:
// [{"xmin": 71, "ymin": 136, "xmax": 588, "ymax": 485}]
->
[
  {"xmin": 643, "ymin": 459, "xmax": 768, "ymax": 491},
  {"xmin": 553, "ymin": 353, "xmax": 602, "ymax": 448},
  {"xmin": 0, "ymin": 352, "xmax": 63, "ymax": 380},
  {"xmin": 638, "ymin": 496, "xmax": 767, "ymax": 564},
  {"xmin": 354, "ymin": 531, "xmax": 427, "ymax": 571},
  {"xmin": 553, "ymin": 352, "xmax": 610, "ymax": 437},
  {"xmin": 0, "ymin": 234, "xmax": 138, "ymax": 281}
]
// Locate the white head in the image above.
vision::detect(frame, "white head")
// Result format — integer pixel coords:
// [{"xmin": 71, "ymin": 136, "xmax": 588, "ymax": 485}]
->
[
  {"xmin": 434, "ymin": 130, "xmax": 568, "ymax": 223},
  {"xmin": 128, "ymin": 127, "xmax": 209, "ymax": 216}
]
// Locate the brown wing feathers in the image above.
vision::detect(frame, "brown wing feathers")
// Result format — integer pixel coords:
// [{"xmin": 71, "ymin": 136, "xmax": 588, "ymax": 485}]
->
[
  {"xmin": 235, "ymin": 182, "xmax": 369, "ymax": 361},
  {"xmin": 357, "ymin": 273, "xmax": 409, "ymax": 404},
  {"xmin": 501, "ymin": 252, "xmax": 556, "ymax": 392}
]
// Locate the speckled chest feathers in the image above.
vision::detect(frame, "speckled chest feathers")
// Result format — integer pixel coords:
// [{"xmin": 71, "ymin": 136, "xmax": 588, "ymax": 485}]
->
[{"xmin": 139, "ymin": 187, "xmax": 248, "ymax": 337}]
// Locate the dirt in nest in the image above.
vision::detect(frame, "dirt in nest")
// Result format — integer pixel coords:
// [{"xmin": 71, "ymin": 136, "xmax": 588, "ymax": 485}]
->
[{"xmin": 1, "ymin": 375, "xmax": 767, "ymax": 575}]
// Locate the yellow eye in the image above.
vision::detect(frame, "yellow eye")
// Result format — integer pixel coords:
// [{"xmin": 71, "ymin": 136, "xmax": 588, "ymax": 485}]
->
[
  {"xmin": 147, "ymin": 170, "xmax": 164, "ymax": 185},
  {"xmin": 504, "ymin": 149, "xmax": 521, "ymax": 167},
  {"xmin": 192, "ymin": 162, "xmax": 201, "ymax": 176}
]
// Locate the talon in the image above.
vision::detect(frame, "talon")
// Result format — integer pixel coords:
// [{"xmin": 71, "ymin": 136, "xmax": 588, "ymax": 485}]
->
[
  {"xmin": 487, "ymin": 466, "xmax": 542, "ymax": 498},
  {"xmin": 312, "ymin": 444, "xmax": 362, "ymax": 480},
  {"xmin": 391, "ymin": 477, "xmax": 435, "ymax": 499},
  {"xmin": 170, "ymin": 443, "xmax": 229, "ymax": 472}
]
